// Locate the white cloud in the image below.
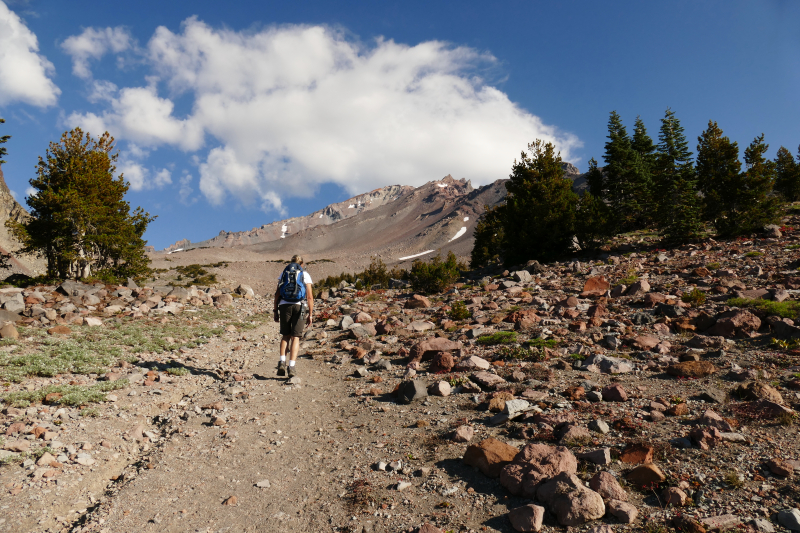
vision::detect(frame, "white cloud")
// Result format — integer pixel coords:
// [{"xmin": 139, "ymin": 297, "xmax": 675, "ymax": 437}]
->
[
  {"xmin": 61, "ymin": 26, "xmax": 134, "ymax": 79},
  {"xmin": 67, "ymin": 19, "xmax": 581, "ymax": 208},
  {"xmin": 24, "ymin": 186, "xmax": 35, "ymax": 197},
  {"xmin": 117, "ymin": 151, "xmax": 172, "ymax": 191},
  {"xmin": 0, "ymin": 1, "xmax": 60, "ymax": 107},
  {"xmin": 178, "ymin": 173, "xmax": 196, "ymax": 205}
]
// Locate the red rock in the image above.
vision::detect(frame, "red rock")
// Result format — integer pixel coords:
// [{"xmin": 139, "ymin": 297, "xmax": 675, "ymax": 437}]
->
[
  {"xmin": 569, "ymin": 321, "xmax": 587, "ymax": 332},
  {"xmin": 582, "ymin": 276, "xmax": 610, "ymax": 297},
  {"xmin": 47, "ymin": 325, "xmax": 71, "ymax": 335},
  {"xmin": 626, "ymin": 280, "xmax": 650, "ymax": 296},
  {"xmin": 666, "ymin": 361, "xmax": 717, "ymax": 377},
  {"xmin": 673, "ymin": 515, "xmax": 706, "ymax": 533},
  {"xmin": 508, "ymin": 504, "xmax": 545, "ymax": 532},
  {"xmin": 735, "ymin": 381, "xmax": 784, "ymax": 404},
  {"xmin": 625, "ymin": 464, "xmax": 666, "ymax": 488},
  {"xmin": 409, "ymin": 337, "xmax": 462, "ymax": 364},
  {"xmin": 632, "ymin": 335, "xmax": 659, "ymax": 350},
  {"xmin": 44, "ymin": 393, "xmax": 62, "ymax": 405},
  {"xmin": 222, "ymin": 495, "xmax": 237, "ymax": 506},
  {"xmin": 662, "ymin": 487, "xmax": 687, "ymax": 506},
  {"xmin": 5, "ymin": 422, "xmax": 25, "ymax": 436},
  {"xmin": 607, "ymin": 499, "xmax": 638, "ymax": 523},
  {"xmin": 416, "ymin": 525, "xmax": 443, "ymax": 533},
  {"xmin": 619, "ymin": 443, "xmax": 653, "ymax": 464},
  {"xmin": 499, "ymin": 444, "xmax": 577, "ymax": 498},
  {"xmin": 536, "ymin": 472, "xmax": 605, "ymax": 526},
  {"xmin": 563, "ymin": 386, "xmax": 585, "ymax": 401},
  {"xmin": 706, "ymin": 309, "xmax": 761, "ymax": 338},
  {"xmin": 602, "ymin": 384, "xmax": 627, "ymax": 402},
  {"xmin": 587, "ymin": 304, "xmax": 607, "ymax": 318},
  {"xmin": 405, "ymin": 294, "xmax": 432, "ymax": 309},
  {"xmin": 643, "ymin": 293, "xmax": 667, "ymax": 307},
  {"xmin": 452, "ymin": 425, "xmax": 474, "ymax": 443},
  {"xmin": 589, "ymin": 471, "xmax": 628, "ymax": 501},
  {"xmin": 666, "ymin": 403, "xmax": 689, "ymax": 416},
  {"xmin": 689, "ymin": 426, "xmax": 722, "ymax": 449},
  {"xmin": 32, "ymin": 426, "xmax": 47, "ymax": 439},
  {"xmin": 429, "ymin": 351, "xmax": 454, "ymax": 373},
  {"xmin": 463, "ymin": 438, "xmax": 519, "ymax": 478},
  {"xmin": 767, "ymin": 459, "xmax": 794, "ymax": 477}
]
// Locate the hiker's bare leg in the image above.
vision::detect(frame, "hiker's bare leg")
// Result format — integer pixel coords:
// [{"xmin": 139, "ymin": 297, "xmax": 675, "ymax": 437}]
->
[
  {"xmin": 289, "ymin": 336, "xmax": 300, "ymax": 362},
  {"xmin": 280, "ymin": 336, "xmax": 291, "ymax": 357}
]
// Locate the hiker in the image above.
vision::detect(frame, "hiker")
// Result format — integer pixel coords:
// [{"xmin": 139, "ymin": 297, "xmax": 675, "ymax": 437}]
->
[{"xmin": 273, "ymin": 255, "xmax": 313, "ymax": 378}]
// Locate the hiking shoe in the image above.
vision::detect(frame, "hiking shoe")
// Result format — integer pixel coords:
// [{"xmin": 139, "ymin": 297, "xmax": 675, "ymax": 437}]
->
[
  {"xmin": 276, "ymin": 361, "xmax": 286, "ymax": 377},
  {"xmin": 287, "ymin": 365, "xmax": 296, "ymax": 378}
]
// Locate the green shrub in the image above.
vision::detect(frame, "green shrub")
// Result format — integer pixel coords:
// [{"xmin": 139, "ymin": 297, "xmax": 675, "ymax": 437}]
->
[
  {"xmin": 681, "ymin": 288, "xmax": 706, "ymax": 306},
  {"xmin": 476, "ymin": 331, "xmax": 517, "ymax": 346},
  {"xmin": 409, "ymin": 252, "xmax": 465, "ymax": 295},
  {"xmin": 744, "ymin": 251, "xmax": 763, "ymax": 257},
  {"xmin": 728, "ymin": 297, "xmax": 800, "ymax": 319},
  {"xmin": 707, "ymin": 262, "xmax": 721, "ymax": 270},
  {"xmin": 2, "ymin": 380, "xmax": 128, "ymax": 408},
  {"xmin": 448, "ymin": 301, "xmax": 471, "ymax": 320},
  {"xmin": 316, "ymin": 257, "xmax": 407, "ymax": 292}
]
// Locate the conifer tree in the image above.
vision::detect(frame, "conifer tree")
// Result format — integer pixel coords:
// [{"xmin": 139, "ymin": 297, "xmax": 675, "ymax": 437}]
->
[
  {"xmin": 653, "ymin": 108, "xmax": 702, "ymax": 242},
  {"xmin": 774, "ymin": 145, "xmax": 800, "ymax": 202},
  {"xmin": 503, "ymin": 140, "xmax": 577, "ymax": 265},
  {"xmin": 696, "ymin": 120, "xmax": 741, "ymax": 230},
  {"xmin": 0, "ymin": 118, "xmax": 9, "ymax": 165},
  {"xmin": 724, "ymin": 134, "xmax": 781, "ymax": 235},
  {"xmin": 575, "ymin": 192, "xmax": 614, "ymax": 252},
  {"xmin": 628, "ymin": 116, "xmax": 656, "ymax": 226},
  {"xmin": 585, "ymin": 157, "xmax": 605, "ymax": 198},
  {"xmin": 8, "ymin": 128, "xmax": 155, "ymax": 281},
  {"xmin": 602, "ymin": 111, "xmax": 632, "ymax": 230},
  {"xmin": 470, "ymin": 204, "xmax": 505, "ymax": 268}
]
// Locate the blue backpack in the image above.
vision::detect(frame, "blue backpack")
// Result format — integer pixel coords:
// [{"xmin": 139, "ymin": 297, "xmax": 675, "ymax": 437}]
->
[{"xmin": 279, "ymin": 263, "xmax": 307, "ymax": 303}]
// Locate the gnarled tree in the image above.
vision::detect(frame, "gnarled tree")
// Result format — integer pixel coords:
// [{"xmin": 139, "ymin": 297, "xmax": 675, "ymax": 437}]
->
[{"xmin": 7, "ymin": 128, "xmax": 155, "ymax": 281}]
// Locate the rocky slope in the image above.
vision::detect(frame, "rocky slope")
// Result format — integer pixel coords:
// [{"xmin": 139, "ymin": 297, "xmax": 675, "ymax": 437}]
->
[{"xmin": 0, "ymin": 165, "xmax": 45, "ymax": 277}]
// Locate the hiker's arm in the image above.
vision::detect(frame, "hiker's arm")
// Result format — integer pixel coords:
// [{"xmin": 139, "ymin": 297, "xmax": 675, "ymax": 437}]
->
[
  {"xmin": 273, "ymin": 285, "xmax": 280, "ymax": 312},
  {"xmin": 306, "ymin": 284, "xmax": 313, "ymax": 325}
]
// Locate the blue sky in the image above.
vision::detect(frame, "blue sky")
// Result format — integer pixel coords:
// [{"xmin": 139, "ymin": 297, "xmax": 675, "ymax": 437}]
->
[{"xmin": 1, "ymin": 0, "xmax": 798, "ymax": 250}]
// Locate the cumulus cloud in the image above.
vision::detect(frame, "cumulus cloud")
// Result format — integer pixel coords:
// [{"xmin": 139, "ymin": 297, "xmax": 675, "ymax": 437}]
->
[
  {"xmin": 67, "ymin": 19, "xmax": 581, "ymax": 209},
  {"xmin": 117, "ymin": 145, "xmax": 172, "ymax": 191},
  {"xmin": 0, "ymin": 1, "xmax": 60, "ymax": 107},
  {"xmin": 61, "ymin": 26, "xmax": 134, "ymax": 79}
]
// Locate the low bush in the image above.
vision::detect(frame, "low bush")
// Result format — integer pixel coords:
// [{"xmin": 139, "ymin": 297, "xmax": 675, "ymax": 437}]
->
[
  {"xmin": 2, "ymin": 380, "xmax": 128, "ymax": 408},
  {"xmin": 681, "ymin": 288, "xmax": 706, "ymax": 306},
  {"xmin": 409, "ymin": 252, "xmax": 465, "ymax": 295},
  {"xmin": 476, "ymin": 331, "xmax": 517, "ymax": 346},
  {"xmin": 727, "ymin": 297, "xmax": 800, "ymax": 319},
  {"xmin": 448, "ymin": 301, "xmax": 471, "ymax": 320},
  {"xmin": 317, "ymin": 257, "xmax": 407, "ymax": 292}
]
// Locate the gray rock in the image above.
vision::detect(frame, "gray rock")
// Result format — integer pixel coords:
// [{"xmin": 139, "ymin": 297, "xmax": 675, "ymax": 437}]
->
[
  {"xmin": 354, "ymin": 366, "xmax": 369, "ymax": 377},
  {"xmin": 778, "ymin": 509, "xmax": 800, "ymax": 531},
  {"xmin": 339, "ymin": 315, "xmax": 354, "ymax": 330},
  {"xmin": 373, "ymin": 359, "xmax": 392, "ymax": 371},
  {"xmin": 504, "ymin": 399, "xmax": 531, "ymax": 415},
  {"xmin": 256, "ymin": 480, "xmax": 271, "ymax": 488},
  {"xmin": 512, "ymin": 270, "xmax": 532, "ymax": 283},
  {"xmin": 630, "ymin": 312, "xmax": 656, "ymax": 325},
  {"xmin": 588, "ymin": 419, "xmax": 609, "ymax": 434},
  {"xmin": 577, "ymin": 448, "xmax": 611, "ymax": 465},
  {"xmin": 749, "ymin": 518, "xmax": 774, "ymax": 533},
  {"xmin": 397, "ymin": 380, "xmax": 428, "ymax": 404},
  {"xmin": 698, "ymin": 388, "xmax": 726, "ymax": 404},
  {"xmin": 586, "ymin": 391, "xmax": 603, "ymax": 402}
]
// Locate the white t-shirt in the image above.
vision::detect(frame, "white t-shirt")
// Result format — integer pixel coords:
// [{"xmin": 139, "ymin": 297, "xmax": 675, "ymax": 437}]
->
[{"xmin": 277, "ymin": 271, "xmax": 313, "ymax": 306}]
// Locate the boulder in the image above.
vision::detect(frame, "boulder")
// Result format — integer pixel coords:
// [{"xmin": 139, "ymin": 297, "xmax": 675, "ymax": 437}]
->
[
  {"xmin": 619, "ymin": 443, "xmax": 653, "ymax": 464},
  {"xmin": 601, "ymin": 384, "xmax": 627, "ymax": 402},
  {"xmin": 625, "ymin": 464, "xmax": 665, "ymax": 488},
  {"xmin": 589, "ymin": 471, "xmax": 628, "ymax": 501},
  {"xmin": 625, "ymin": 280, "xmax": 650, "ymax": 296},
  {"xmin": 666, "ymin": 361, "xmax": 717, "ymax": 378},
  {"xmin": 607, "ymin": 499, "xmax": 638, "ymax": 523},
  {"xmin": 452, "ymin": 425, "xmax": 474, "ymax": 443},
  {"xmin": 429, "ymin": 352, "xmax": 454, "ymax": 373},
  {"xmin": 536, "ymin": 472, "xmax": 605, "ymax": 526},
  {"xmin": 397, "ymin": 380, "xmax": 428, "ymax": 404},
  {"xmin": 409, "ymin": 337, "xmax": 462, "ymax": 365},
  {"xmin": 706, "ymin": 309, "xmax": 761, "ymax": 338},
  {"xmin": 662, "ymin": 487, "xmax": 687, "ymax": 506},
  {"xmin": 582, "ymin": 276, "xmax": 610, "ymax": 297},
  {"xmin": 428, "ymin": 381, "xmax": 451, "ymax": 397},
  {"xmin": 0, "ymin": 323, "xmax": 18, "ymax": 339},
  {"xmin": 470, "ymin": 371, "xmax": 507, "ymax": 390},
  {"xmin": 463, "ymin": 438, "xmax": 519, "ymax": 478},
  {"xmin": 507, "ymin": 504, "xmax": 544, "ymax": 532},
  {"xmin": 735, "ymin": 381, "xmax": 784, "ymax": 404},
  {"xmin": 500, "ymin": 444, "xmax": 577, "ymax": 498},
  {"xmin": 405, "ymin": 294, "xmax": 432, "ymax": 309}
]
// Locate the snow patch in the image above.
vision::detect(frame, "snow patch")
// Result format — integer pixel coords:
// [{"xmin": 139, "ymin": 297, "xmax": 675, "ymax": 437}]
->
[
  {"xmin": 319, "ymin": 214, "xmax": 323, "ymax": 218},
  {"xmin": 449, "ymin": 227, "xmax": 467, "ymax": 242},
  {"xmin": 398, "ymin": 250, "xmax": 435, "ymax": 261},
  {"xmin": 463, "ymin": 216, "xmax": 469, "ymax": 222},
  {"xmin": 436, "ymin": 183, "xmax": 448, "ymax": 188},
  {"xmin": 348, "ymin": 204, "xmax": 355, "ymax": 208},
  {"xmin": 281, "ymin": 224, "xmax": 288, "ymax": 239}
]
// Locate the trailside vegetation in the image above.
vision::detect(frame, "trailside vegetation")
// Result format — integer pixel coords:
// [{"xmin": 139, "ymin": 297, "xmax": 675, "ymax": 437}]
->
[
  {"xmin": 316, "ymin": 257, "xmax": 408, "ymax": 292},
  {"xmin": 409, "ymin": 251, "xmax": 465, "ymax": 294},
  {"xmin": 471, "ymin": 107, "xmax": 796, "ymax": 268},
  {"xmin": 0, "ymin": 117, "xmax": 9, "ymax": 165},
  {"xmin": 7, "ymin": 128, "xmax": 155, "ymax": 282}
]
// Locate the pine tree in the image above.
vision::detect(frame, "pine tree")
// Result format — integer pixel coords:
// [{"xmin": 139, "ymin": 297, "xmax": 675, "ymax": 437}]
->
[
  {"xmin": 0, "ymin": 118, "xmax": 9, "ymax": 165},
  {"xmin": 585, "ymin": 157, "xmax": 605, "ymax": 198},
  {"xmin": 653, "ymin": 108, "xmax": 702, "ymax": 242},
  {"xmin": 575, "ymin": 192, "xmax": 614, "ymax": 252},
  {"xmin": 775, "ymin": 145, "xmax": 800, "ymax": 202},
  {"xmin": 695, "ymin": 120, "xmax": 741, "ymax": 231},
  {"xmin": 470, "ymin": 204, "xmax": 506, "ymax": 268},
  {"xmin": 7, "ymin": 128, "xmax": 156, "ymax": 281},
  {"xmin": 727, "ymin": 134, "xmax": 782, "ymax": 235},
  {"xmin": 628, "ymin": 116, "xmax": 656, "ymax": 226},
  {"xmin": 602, "ymin": 111, "xmax": 632, "ymax": 230},
  {"xmin": 503, "ymin": 140, "xmax": 578, "ymax": 265}
]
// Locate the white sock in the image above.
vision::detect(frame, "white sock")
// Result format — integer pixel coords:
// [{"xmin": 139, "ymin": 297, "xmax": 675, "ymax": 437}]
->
[
  {"xmin": 288, "ymin": 360, "xmax": 296, "ymax": 367},
  {"xmin": 280, "ymin": 355, "xmax": 286, "ymax": 362}
]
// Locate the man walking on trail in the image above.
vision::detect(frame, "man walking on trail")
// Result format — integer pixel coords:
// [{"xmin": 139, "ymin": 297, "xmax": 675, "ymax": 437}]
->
[{"xmin": 274, "ymin": 255, "xmax": 313, "ymax": 378}]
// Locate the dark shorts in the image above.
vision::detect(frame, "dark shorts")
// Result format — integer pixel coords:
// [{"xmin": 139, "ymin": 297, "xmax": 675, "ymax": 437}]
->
[{"xmin": 279, "ymin": 304, "xmax": 306, "ymax": 337}]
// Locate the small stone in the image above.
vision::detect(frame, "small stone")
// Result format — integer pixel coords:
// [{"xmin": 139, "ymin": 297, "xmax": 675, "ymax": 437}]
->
[
  {"xmin": 396, "ymin": 481, "xmax": 412, "ymax": 491},
  {"xmin": 601, "ymin": 384, "xmax": 627, "ymax": 401},
  {"xmin": 662, "ymin": 487, "xmax": 687, "ymax": 506},
  {"xmin": 222, "ymin": 495, "xmax": 237, "ymax": 506},
  {"xmin": 588, "ymin": 419, "xmax": 610, "ymax": 434},
  {"xmin": 452, "ymin": 425, "xmax": 474, "ymax": 443},
  {"xmin": 0, "ymin": 323, "xmax": 19, "ymax": 339},
  {"xmin": 577, "ymin": 448, "xmax": 611, "ymax": 465},
  {"xmin": 47, "ymin": 325, "xmax": 72, "ymax": 335},
  {"xmin": 607, "ymin": 499, "xmax": 638, "ymax": 523},
  {"xmin": 256, "ymin": 480, "xmax": 271, "ymax": 488},
  {"xmin": 625, "ymin": 464, "xmax": 665, "ymax": 488}
]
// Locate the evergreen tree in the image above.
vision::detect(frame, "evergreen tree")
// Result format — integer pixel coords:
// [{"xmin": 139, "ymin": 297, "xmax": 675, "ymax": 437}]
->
[
  {"xmin": 575, "ymin": 192, "xmax": 614, "ymax": 252},
  {"xmin": 503, "ymin": 140, "xmax": 577, "ymax": 265},
  {"xmin": 7, "ymin": 128, "xmax": 155, "ymax": 281},
  {"xmin": 726, "ymin": 134, "xmax": 782, "ymax": 235},
  {"xmin": 585, "ymin": 157, "xmax": 605, "ymax": 198},
  {"xmin": 602, "ymin": 111, "xmax": 632, "ymax": 230},
  {"xmin": 470, "ymin": 204, "xmax": 506, "ymax": 268},
  {"xmin": 695, "ymin": 120, "xmax": 741, "ymax": 230},
  {"xmin": 653, "ymin": 108, "xmax": 702, "ymax": 242},
  {"xmin": 628, "ymin": 116, "xmax": 656, "ymax": 226},
  {"xmin": 774, "ymin": 145, "xmax": 800, "ymax": 202},
  {"xmin": 0, "ymin": 118, "xmax": 9, "ymax": 165}
]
